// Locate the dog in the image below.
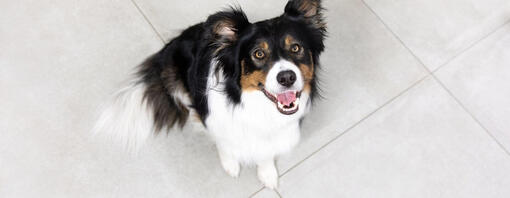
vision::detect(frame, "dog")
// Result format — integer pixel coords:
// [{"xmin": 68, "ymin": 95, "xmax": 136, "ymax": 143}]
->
[{"xmin": 94, "ymin": 0, "xmax": 325, "ymax": 189}]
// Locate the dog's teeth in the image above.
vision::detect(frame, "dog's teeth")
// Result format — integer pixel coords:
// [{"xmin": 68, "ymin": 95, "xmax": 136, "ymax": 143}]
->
[{"xmin": 290, "ymin": 103, "xmax": 297, "ymax": 110}]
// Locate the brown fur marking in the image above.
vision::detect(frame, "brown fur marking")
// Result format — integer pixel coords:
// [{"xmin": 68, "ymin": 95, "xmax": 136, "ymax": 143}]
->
[
  {"xmin": 241, "ymin": 60, "xmax": 267, "ymax": 91},
  {"xmin": 284, "ymin": 35, "xmax": 295, "ymax": 49},
  {"xmin": 300, "ymin": 63, "xmax": 314, "ymax": 82},
  {"xmin": 259, "ymin": 41, "xmax": 269, "ymax": 50},
  {"xmin": 298, "ymin": 0, "xmax": 318, "ymax": 17},
  {"xmin": 157, "ymin": 65, "xmax": 191, "ymax": 129},
  {"xmin": 300, "ymin": 52, "xmax": 315, "ymax": 94},
  {"xmin": 296, "ymin": 0, "xmax": 326, "ymax": 29}
]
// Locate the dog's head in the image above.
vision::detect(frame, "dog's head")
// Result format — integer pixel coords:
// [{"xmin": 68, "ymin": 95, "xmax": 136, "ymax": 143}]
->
[{"xmin": 208, "ymin": 0, "xmax": 326, "ymax": 115}]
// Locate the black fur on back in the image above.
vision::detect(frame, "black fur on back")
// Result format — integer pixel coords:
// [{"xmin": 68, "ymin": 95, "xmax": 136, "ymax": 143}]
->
[
  {"xmin": 136, "ymin": 0, "xmax": 326, "ymax": 131},
  {"xmin": 137, "ymin": 23, "xmax": 206, "ymax": 131}
]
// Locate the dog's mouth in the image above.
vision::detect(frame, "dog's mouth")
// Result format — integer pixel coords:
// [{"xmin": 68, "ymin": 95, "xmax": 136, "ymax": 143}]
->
[{"xmin": 261, "ymin": 88, "xmax": 301, "ymax": 115}]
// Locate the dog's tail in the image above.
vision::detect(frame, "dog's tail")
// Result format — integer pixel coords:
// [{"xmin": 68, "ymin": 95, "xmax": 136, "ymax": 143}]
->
[{"xmin": 93, "ymin": 54, "xmax": 191, "ymax": 151}]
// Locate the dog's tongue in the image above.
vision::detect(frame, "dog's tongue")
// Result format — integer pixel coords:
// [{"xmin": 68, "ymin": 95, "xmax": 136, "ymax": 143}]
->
[{"xmin": 276, "ymin": 91, "xmax": 296, "ymax": 106}]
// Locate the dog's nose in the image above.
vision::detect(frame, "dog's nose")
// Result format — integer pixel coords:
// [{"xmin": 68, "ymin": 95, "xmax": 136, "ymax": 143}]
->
[{"xmin": 276, "ymin": 70, "xmax": 297, "ymax": 87}]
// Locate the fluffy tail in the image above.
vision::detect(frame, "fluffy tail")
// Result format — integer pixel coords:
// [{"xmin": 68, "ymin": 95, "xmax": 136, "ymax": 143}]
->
[
  {"xmin": 93, "ymin": 57, "xmax": 191, "ymax": 151},
  {"xmin": 93, "ymin": 81, "xmax": 156, "ymax": 151}
]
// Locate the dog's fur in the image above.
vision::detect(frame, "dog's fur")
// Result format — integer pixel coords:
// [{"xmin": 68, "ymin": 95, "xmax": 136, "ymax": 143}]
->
[{"xmin": 94, "ymin": 0, "xmax": 325, "ymax": 188}]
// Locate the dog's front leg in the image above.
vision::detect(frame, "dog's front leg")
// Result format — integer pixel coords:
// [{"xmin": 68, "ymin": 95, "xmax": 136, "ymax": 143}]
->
[
  {"xmin": 257, "ymin": 158, "xmax": 278, "ymax": 189},
  {"xmin": 217, "ymin": 147, "xmax": 240, "ymax": 178}
]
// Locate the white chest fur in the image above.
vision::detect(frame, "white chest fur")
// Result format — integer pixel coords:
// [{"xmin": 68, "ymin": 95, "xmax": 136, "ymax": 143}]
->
[{"xmin": 205, "ymin": 63, "xmax": 309, "ymax": 164}]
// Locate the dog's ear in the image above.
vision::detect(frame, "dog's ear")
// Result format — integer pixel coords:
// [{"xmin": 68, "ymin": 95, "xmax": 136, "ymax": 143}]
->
[
  {"xmin": 284, "ymin": 0, "xmax": 325, "ymax": 29},
  {"xmin": 205, "ymin": 8, "xmax": 251, "ymax": 104},
  {"xmin": 207, "ymin": 8, "xmax": 250, "ymax": 49}
]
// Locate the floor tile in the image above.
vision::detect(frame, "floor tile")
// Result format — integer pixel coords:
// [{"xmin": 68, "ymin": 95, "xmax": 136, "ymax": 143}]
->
[
  {"xmin": 251, "ymin": 188, "xmax": 280, "ymax": 198},
  {"xmin": 5, "ymin": 0, "xmax": 507, "ymax": 197},
  {"xmin": 363, "ymin": 0, "xmax": 510, "ymax": 70},
  {"xmin": 277, "ymin": 77, "xmax": 510, "ymax": 197},
  {"xmin": 279, "ymin": 78, "xmax": 510, "ymax": 198},
  {"xmin": 436, "ymin": 23, "xmax": 510, "ymax": 152},
  {"xmin": 276, "ymin": 0, "xmax": 427, "ymax": 173},
  {"xmin": 0, "ymin": 0, "xmax": 162, "ymax": 197}
]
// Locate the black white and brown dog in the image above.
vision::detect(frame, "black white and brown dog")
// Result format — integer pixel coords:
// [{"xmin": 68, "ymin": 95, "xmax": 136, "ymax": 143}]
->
[{"xmin": 94, "ymin": 0, "xmax": 325, "ymax": 189}]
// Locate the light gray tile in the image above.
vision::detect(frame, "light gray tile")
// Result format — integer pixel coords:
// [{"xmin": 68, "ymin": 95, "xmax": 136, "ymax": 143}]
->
[
  {"xmin": 277, "ymin": 77, "xmax": 510, "ymax": 197},
  {"xmin": 0, "ymin": 0, "xmax": 261, "ymax": 197},
  {"xmin": 0, "ymin": 0, "xmax": 158, "ymax": 197},
  {"xmin": 277, "ymin": 0, "xmax": 427, "ymax": 173},
  {"xmin": 436, "ymin": 23, "xmax": 510, "ymax": 152},
  {"xmin": 251, "ymin": 188, "xmax": 280, "ymax": 198},
  {"xmin": 363, "ymin": 0, "xmax": 510, "ymax": 70}
]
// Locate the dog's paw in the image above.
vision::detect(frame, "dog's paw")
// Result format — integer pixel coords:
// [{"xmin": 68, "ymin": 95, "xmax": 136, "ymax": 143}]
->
[
  {"xmin": 257, "ymin": 164, "xmax": 278, "ymax": 189},
  {"xmin": 221, "ymin": 158, "xmax": 240, "ymax": 178}
]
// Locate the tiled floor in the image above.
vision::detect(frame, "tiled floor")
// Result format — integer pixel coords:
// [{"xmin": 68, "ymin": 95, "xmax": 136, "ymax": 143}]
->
[{"xmin": 1, "ymin": 0, "xmax": 509, "ymax": 197}]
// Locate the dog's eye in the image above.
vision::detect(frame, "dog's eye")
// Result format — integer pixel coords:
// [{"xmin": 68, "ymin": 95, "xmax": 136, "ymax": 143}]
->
[
  {"xmin": 254, "ymin": 50, "xmax": 265, "ymax": 59},
  {"xmin": 290, "ymin": 44, "xmax": 301, "ymax": 53}
]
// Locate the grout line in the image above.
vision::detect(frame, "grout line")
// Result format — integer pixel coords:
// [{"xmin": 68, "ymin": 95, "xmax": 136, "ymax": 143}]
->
[
  {"xmin": 362, "ymin": 0, "xmax": 510, "ymax": 75},
  {"xmin": 279, "ymin": 74, "xmax": 431, "ymax": 177},
  {"xmin": 361, "ymin": 0, "xmax": 432, "ymax": 74},
  {"xmin": 248, "ymin": 188, "xmax": 283, "ymax": 198},
  {"xmin": 248, "ymin": 187, "xmax": 282, "ymax": 198},
  {"xmin": 362, "ymin": 0, "xmax": 510, "ymax": 156},
  {"xmin": 432, "ymin": 18, "xmax": 510, "ymax": 73},
  {"xmin": 130, "ymin": 0, "xmax": 166, "ymax": 44},
  {"xmin": 275, "ymin": 190, "xmax": 283, "ymax": 198},
  {"xmin": 248, "ymin": 187, "xmax": 265, "ymax": 198},
  {"xmin": 431, "ymin": 75, "xmax": 510, "ymax": 156}
]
